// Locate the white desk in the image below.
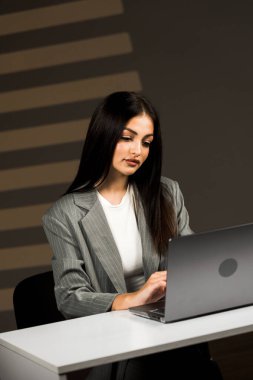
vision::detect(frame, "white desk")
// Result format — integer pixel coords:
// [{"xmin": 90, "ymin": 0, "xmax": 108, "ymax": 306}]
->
[{"xmin": 1, "ymin": 307, "xmax": 253, "ymax": 380}]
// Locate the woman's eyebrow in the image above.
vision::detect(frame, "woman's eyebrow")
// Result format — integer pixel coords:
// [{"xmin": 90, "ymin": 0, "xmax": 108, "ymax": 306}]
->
[{"xmin": 124, "ymin": 127, "xmax": 154, "ymax": 137}]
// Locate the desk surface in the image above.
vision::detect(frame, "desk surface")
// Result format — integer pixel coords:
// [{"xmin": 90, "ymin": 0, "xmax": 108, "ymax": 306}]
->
[{"xmin": 1, "ymin": 307, "xmax": 253, "ymax": 375}]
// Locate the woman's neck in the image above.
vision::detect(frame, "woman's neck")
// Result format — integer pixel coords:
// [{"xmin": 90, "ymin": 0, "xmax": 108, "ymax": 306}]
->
[
  {"xmin": 98, "ymin": 168, "xmax": 128, "ymax": 191},
  {"xmin": 96, "ymin": 173, "xmax": 129, "ymax": 205}
]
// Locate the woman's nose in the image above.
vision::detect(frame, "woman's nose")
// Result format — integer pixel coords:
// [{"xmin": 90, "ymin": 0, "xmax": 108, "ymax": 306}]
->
[{"xmin": 130, "ymin": 141, "xmax": 141, "ymax": 155}]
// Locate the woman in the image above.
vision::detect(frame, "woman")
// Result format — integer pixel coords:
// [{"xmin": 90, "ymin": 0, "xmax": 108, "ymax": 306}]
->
[{"xmin": 42, "ymin": 91, "xmax": 223, "ymax": 379}]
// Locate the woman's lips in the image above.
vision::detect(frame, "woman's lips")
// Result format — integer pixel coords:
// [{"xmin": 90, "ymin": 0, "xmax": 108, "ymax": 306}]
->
[{"xmin": 125, "ymin": 159, "xmax": 140, "ymax": 167}]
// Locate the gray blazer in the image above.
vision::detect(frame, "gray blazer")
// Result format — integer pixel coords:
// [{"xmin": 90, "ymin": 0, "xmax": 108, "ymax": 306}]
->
[{"xmin": 42, "ymin": 177, "xmax": 192, "ymax": 320}]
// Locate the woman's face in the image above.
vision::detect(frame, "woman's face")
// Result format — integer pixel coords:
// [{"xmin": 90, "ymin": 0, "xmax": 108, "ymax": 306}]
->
[{"xmin": 110, "ymin": 114, "xmax": 154, "ymax": 178}]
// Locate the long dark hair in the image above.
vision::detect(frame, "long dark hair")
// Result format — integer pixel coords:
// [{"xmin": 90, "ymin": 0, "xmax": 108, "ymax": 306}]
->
[{"xmin": 65, "ymin": 91, "xmax": 177, "ymax": 255}]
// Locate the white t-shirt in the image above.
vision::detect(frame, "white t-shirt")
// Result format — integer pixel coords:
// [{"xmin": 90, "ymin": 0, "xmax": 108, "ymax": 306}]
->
[{"xmin": 97, "ymin": 186, "xmax": 145, "ymax": 292}]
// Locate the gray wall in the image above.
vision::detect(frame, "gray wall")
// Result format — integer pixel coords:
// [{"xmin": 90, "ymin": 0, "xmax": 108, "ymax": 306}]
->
[{"xmin": 125, "ymin": 0, "xmax": 253, "ymax": 232}]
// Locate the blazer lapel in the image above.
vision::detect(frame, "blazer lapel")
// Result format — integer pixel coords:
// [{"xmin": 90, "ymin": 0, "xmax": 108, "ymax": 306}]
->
[
  {"xmin": 74, "ymin": 190, "xmax": 127, "ymax": 293},
  {"xmin": 73, "ymin": 187, "xmax": 160, "ymax": 293}
]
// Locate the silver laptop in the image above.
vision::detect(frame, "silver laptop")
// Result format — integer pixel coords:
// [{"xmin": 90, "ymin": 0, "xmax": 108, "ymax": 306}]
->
[{"xmin": 129, "ymin": 222, "xmax": 253, "ymax": 323}]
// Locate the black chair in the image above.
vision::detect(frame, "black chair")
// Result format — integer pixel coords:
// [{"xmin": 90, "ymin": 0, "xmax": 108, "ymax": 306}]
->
[{"xmin": 13, "ymin": 271, "xmax": 65, "ymax": 329}]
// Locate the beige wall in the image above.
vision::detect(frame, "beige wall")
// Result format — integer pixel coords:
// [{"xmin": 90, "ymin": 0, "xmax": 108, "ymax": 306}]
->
[{"xmin": 0, "ymin": 0, "xmax": 142, "ymax": 332}]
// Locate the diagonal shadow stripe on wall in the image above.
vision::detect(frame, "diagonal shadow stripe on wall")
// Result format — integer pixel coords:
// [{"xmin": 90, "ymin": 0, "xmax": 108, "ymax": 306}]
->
[
  {"xmin": 0, "ymin": 15, "xmax": 127, "ymax": 54},
  {"xmin": 1, "ymin": 244, "xmax": 52, "ymax": 271},
  {"xmin": 0, "ymin": 142, "xmax": 84, "ymax": 170},
  {"xmin": 1, "ymin": 227, "xmax": 47, "ymax": 249},
  {"xmin": 0, "ymin": 53, "xmax": 135, "ymax": 92},
  {"xmin": 0, "ymin": 0, "xmax": 123, "ymax": 36},
  {"xmin": 0, "ymin": 99, "xmax": 100, "ymax": 132},
  {"xmin": 0, "ymin": 0, "xmax": 74, "ymax": 15},
  {"xmin": 0, "ymin": 184, "xmax": 68, "ymax": 209},
  {"xmin": 0, "ymin": 71, "xmax": 142, "ymax": 113},
  {"xmin": 0, "ymin": 119, "xmax": 89, "ymax": 152},
  {"xmin": 1, "ymin": 161, "xmax": 80, "ymax": 192}
]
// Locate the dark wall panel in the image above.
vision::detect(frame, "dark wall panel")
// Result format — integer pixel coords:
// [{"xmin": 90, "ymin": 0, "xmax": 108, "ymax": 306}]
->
[{"xmin": 124, "ymin": 0, "xmax": 253, "ymax": 231}]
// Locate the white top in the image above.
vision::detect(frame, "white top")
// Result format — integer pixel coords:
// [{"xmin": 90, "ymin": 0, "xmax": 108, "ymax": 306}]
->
[{"xmin": 97, "ymin": 185, "xmax": 145, "ymax": 292}]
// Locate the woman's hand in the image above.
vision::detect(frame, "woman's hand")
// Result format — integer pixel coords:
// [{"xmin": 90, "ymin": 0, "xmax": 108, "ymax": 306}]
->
[{"xmin": 111, "ymin": 271, "xmax": 167, "ymax": 311}]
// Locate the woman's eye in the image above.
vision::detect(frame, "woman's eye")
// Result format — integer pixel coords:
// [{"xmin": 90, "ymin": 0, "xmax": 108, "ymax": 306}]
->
[
  {"xmin": 143, "ymin": 141, "xmax": 152, "ymax": 147},
  {"xmin": 121, "ymin": 136, "xmax": 132, "ymax": 141}
]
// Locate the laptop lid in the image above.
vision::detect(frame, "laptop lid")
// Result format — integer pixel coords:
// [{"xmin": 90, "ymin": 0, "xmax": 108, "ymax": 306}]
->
[
  {"xmin": 129, "ymin": 222, "xmax": 253, "ymax": 323},
  {"xmin": 163, "ymin": 222, "xmax": 253, "ymax": 322}
]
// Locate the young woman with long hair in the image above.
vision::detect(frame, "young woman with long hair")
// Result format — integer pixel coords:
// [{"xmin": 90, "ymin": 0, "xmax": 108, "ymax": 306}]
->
[{"xmin": 42, "ymin": 91, "xmax": 223, "ymax": 380}]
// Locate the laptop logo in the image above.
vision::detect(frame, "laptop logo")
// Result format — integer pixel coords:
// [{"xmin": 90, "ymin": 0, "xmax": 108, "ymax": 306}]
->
[{"xmin": 219, "ymin": 258, "xmax": 238, "ymax": 277}]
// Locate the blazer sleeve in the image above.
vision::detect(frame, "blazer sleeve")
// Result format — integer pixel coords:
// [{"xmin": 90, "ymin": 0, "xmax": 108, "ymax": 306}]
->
[{"xmin": 42, "ymin": 213, "xmax": 119, "ymax": 319}]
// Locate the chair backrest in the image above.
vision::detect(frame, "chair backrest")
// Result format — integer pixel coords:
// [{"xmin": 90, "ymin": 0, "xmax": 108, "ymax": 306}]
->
[{"xmin": 13, "ymin": 271, "xmax": 65, "ymax": 329}]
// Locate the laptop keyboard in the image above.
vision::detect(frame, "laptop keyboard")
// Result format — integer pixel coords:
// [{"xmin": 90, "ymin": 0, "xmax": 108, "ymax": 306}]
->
[{"xmin": 150, "ymin": 307, "xmax": 165, "ymax": 316}]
